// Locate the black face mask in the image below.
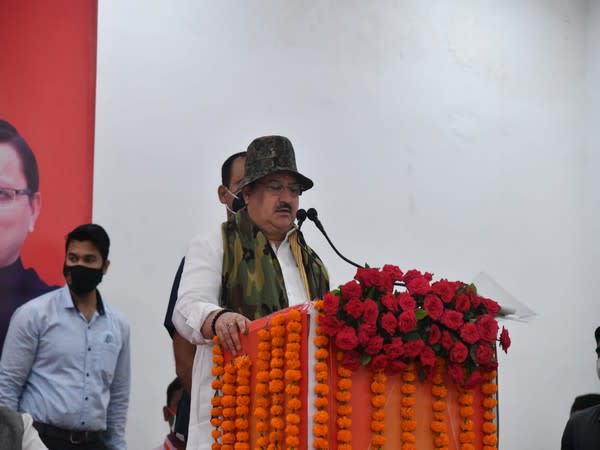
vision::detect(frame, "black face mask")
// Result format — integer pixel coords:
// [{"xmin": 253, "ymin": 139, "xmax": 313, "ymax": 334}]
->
[{"xmin": 63, "ymin": 265, "xmax": 104, "ymax": 295}]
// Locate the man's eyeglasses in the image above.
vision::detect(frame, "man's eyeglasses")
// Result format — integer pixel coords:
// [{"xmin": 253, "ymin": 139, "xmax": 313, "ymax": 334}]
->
[
  {"xmin": 259, "ymin": 181, "xmax": 303, "ymax": 197},
  {"xmin": 0, "ymin": 187, "xmax": 32, "ymax": 207}
]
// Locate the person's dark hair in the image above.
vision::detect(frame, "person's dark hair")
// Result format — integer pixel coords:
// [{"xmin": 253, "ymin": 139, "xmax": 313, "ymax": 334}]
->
[
  {"xmin": 595, "ymin": 326, "xmax": 600, "ymax": 345},
  {"xmin": 0, "ymin": 119, "xmax": 40, "ymax": 193},
  {"xmin": 221, "ymin": 151, "xmax": 246, "ymax": 188},
  {"xmin": 570, "ymin": 393, "xmax": 600, "ymax": 416},
  {"xmin": 65, "ymin": 224, "xmax": 110, "ymax": 262},
  {"xmin": 166, "ymin": 377, "xmax": 182, "ymax": 406}
]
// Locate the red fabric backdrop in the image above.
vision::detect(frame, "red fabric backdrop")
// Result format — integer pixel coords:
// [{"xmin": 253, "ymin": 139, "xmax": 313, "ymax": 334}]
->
[{"xmin": 0, "ymin": 0, "xmax": 97, "ymax": 284}]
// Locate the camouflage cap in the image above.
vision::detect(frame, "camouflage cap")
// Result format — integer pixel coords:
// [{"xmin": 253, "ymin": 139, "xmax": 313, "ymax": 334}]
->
[{"xmin": 237, "ymin": 135, "xmax": 313, "ymax": 191}]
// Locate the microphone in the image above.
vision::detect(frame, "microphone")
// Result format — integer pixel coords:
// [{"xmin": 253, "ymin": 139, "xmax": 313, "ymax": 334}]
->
[
  {"xmin": 305, "ymin": 208, "xmax": 363, "ymax": 269},
  {"xmin": 296, "ymin": 209, "xmax": 307, "ymax": 229}
]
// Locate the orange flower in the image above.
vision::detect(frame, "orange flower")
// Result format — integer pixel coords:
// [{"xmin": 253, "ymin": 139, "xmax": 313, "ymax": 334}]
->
[
  {"xmin": 401, "ymin": 364, "xmax": 417, "ymax": 449},
  {"xmin": 313, "ymin": 310, "xmax": 330, "ymax": 449},
  {"xmin": 481, "ymin": 369, "xmax": 499, "ymax": 450}
]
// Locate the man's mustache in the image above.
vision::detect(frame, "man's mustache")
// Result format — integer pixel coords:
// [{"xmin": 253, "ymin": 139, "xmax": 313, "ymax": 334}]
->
[{"xmin": 276, "ymin": 203, "xmax": 292, "ymax": 213}]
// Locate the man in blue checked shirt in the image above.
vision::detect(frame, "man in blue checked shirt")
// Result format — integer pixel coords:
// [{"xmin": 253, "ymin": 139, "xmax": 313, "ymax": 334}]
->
[{"xmin": 0, "ymin": 223, "xmax": 130, "ymax": 450}]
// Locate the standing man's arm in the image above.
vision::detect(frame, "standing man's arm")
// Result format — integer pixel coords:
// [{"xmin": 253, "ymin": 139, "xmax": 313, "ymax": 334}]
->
[
  {"xmin": 172, "ymin": 332, "xmax": 195, "ymax": 394},
  {"xmin": 103, "ymin": 321, "xmax": 131, "ymax": 450},
  {"xmin": 0, "ymin": 305, "xmax": 39, "ymax": 410},
  {"xmin": 560, "ymin": 416, "xmax": 575, "ymax": 450}
]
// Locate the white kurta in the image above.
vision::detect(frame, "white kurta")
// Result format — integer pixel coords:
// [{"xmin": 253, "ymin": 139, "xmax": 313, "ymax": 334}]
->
[{"xmin": 172, "ymin": 227, "xmax": 307, "ymax": 449}]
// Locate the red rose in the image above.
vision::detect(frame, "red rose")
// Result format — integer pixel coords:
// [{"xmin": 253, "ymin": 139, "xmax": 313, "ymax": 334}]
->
[
  {"xmin": 454, "ymin": 294, "xmax": 470, "ymax": 312},
  {"xmin": 431, "ymin": 279, "xmax": 458, "ymax": 303},
  {"xmin": 318, "ymin": 315, "xmax": 344, "ymax": 336},
  {"xmin": 384, "ymin": 337, "xmax": 404, "ymax": 359},
  {"xmin": 371, "ymin": 354, "xmax": 388, "ymax": 371},
  {"xmin": 420, "ymin": 346, "xmax": 436, "ymax": 368},
  {"xmin": 365, "ymin": 335, "xmax": 384, "ymax": 355},
  {"xmin": 354, "ymin": 267, "xmax": 385, "ymax": 290},
  {"xmin": 499, "ymin": 326, "xmax": 511, "ymax": 353},
  {"xmin": 381, "ymin": 312, "xmax": 397, "ymax": 335},
  {"xmin": 381, "ymin": 293, "xmax": 399, "ymax": 313},
  {"xmin": 482, "ymin": 297, "xmax": 501, "ymax": 316},
  {"xmin": 335, "ymin": 326, "xmax": 359, "ymax": 351},
  {"xmin": 441, "ymin": 330, "xmax": 454, "ymax": 350},
  {"xmin": 402, "ymin": 269, "xmax": 424, "ymax": 284},
  {"xmin": 424, "ymin": 294, "xmax": 444, "ymax": 320},
  {"xmin": 441, "ymin": 310, "xmax": 464, "ymax": 330},
  {"xmin": 475, "ymin": 344, "xmax": 494, "ymax": 365},
  {"xmin": 468, "ymin": 289, "xmax": 481, "ymax": 308},
  {"xmin": 428, "ymin": 324, "xmax": 442, "ymax": 345},
  {"xmin": 459, "ymin": 323, "xmax": 479, "ymax": 344},
  {"xmin": 358, "ymin": 322, "xmax": 376, "ymax": 346},
  {"xmin": 398, "ymin": 292, "xmax": 416, "ymax": 312},
  {"xmin": 449, "ymin": 341, "xmax": 468, "ymax": 364},
  {"xmin": 362, "ymin": 298, "xmax": 379, "ymax": 324},
  {"xmin": 322, "ymin": 292, "xmax": 340, "ymax": 316},
  {"xmin": 401, "ymin": 339, "xmax": 425, "ymax": 359},
  {"xmin": 407, "ymin": 277, "xmax": 431, "ymax": 296},
  {"xmin": 388, "ymin": 359, "xmax": 407, "ymax": 374},
  {"xmin": 465, "ymin": 370, "xmax": 482, "ymax": 388},
  {"xmin": 398, "ymin": 310, "xmax": 417, "ymax": 333},
  {"xmin": 476, "ymin": 314, "xmax": 499, "ymax": 343},
  {"xmin": 382, "ymin": 264, "xmax": 404, "ymax": 282},
  {"xmin": 447, "ymin": 363, "xmax": 464, "ymax": 385},
  {"xmin": 343, "ymin": 298, "xmax": 364, "ymax": 319},
  {"xmin": 340, "ymin": 280, "xmax": 362, "ymax": 300},
  {"xmin": 341, "ymin": 350, "xmax": 361, "ymax": 371}
]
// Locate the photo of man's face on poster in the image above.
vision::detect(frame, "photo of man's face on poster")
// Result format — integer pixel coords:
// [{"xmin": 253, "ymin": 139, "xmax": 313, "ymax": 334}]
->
[{"xmin": 0, "ymin": 120, "xmax": 58, "ymax": 352}]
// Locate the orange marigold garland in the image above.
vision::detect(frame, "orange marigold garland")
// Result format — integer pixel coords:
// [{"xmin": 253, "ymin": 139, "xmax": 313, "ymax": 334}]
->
[
  {"xmin": 336, "ymin": 351, "xmax": 352, "ymax": 450},
  {"xmin": 255, "ymin": 328, "xmax": 271, "ymax": 449},
  {"xmin": 313, "ymin": 300, "xmax": 329, "ymax": 449},
  {"xmin": 371, "ymin": 369, "xmax": 386, "ymax": 449},
  {"xmin": 221, "ymin": 359, "xmax": 237, "ymax": 450},
  {"xmin": 430, "ymin": 358, "xmax": 449, "ymax": 450},
  {"xmin": 458, "ymin": 385, "xmax": 475, "ymax": 450},
  {"xmin": 285, "ymin": 309, "xmax": 303, "ymax": 449},
  {"xmin": 481, "ymin": 370, "xmax": 499, "ymax": 450},
  {"xmin": 211, "ymin": 336, "xmax": 224, "ymax": 450},
  {"xmin": 400, "ymin": 363, "xmax": 417, "ymax": 450},
  {"xmin": 234, "ymin": 355, "xmax": 252, "ymax": 450},
  {"xmin": 269, "ymin": 313, "xmax": 286, "ymax": 449}
]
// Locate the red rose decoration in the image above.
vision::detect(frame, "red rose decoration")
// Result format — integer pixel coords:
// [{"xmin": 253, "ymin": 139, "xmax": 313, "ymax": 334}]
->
[
  {"xmin": 398, "ymin": 310, "xmax": 417, "ymax": 333},
  {"xmin": 343, "ymin": 297, "xmax": 364, "ymax": 319},
  {"xmin": 335, "ymin": 326, "xmax": 359, "ymax": 351},
  {"xmin": 340, "ymin": 280, "xmax": 362, "ymax": 300},
  {"xmin": 401, "ymin": 339, "xmax": 425, "ymax": 359},
  {"xmin": 500, "ymin": 326, "xmax": 511, "ymax": 353},
  {"xmin": 388, "ymin": 359, "xmax": 407, "ymax": 373},
  {"xmin": 382, "ymin": 264, "xmax": 404, "ymax": 282},
  {"xmin": 381, "ymin": 293, "xmax": 399, "ymax": 313},
  {"xmin": 476, "ymin": 314, "xmax": 499, "ymax": 343},
  {"xmin": 407, "ymin": 277, "xmax": 431, "ymax": 296},
  {"xmin": 475, "ymin": 343, "xmax": 494, "ymax": 365},
  {"xmin": 371, "ymin": 354, "xmax": 388, "ymax": 371},
  {"xmin": 365, "ymin": 335, "xmax": 384, "ymax": 355},
  {"xmin": 441, "ymin": 330, "xmax": 454, "ymax": 350},
  {"xmin": 441, "ymin": 310, "xmax": 464, "ymax": 330},
  {"xmin": 428, "ymin": 324, "xmax": 442, "ymax": 345},
  {"xmin": 465, "ymin": 370, "xmax": 482, "ymax": 389},
  {"xmin": 447, "ymin": 363, "xmax": 464, "ymax": 385},
  {"xmin": 322, "ymin": 292, "xmax": 339, "ymax": 316},
  {"xmin": 482, "ymin": 297, "xmax": 501, "ymax": 316},
  {"xmin": 381, "ymin": 312, "xmax": 397, "ymax": 335},
  {"xmin": 341, "ymin": 350, "xmax": 361, "ymax": 371},
  {"xmin": 420, "ymin": 346, "xmax": 436, "ymax": 368},
  {"xmin": 454, "ymin": 294, "xmax": 471, "ymax": 312},
  {"xmin": 431, "ymin": 279, "xmax": 458, "ymax": 303},
  {"xmin": 424, "ymin": 294, "xmax": 444, "ymax": 320},
  {"xmin": 449, "ymin": 341, "xmax": 469, "ymax": 364},
  {"xmin": 402, "ymin": 269, "xmax": 424, "ymax": 284},
  {"xmin": 459, "ymin": 322, "xmax": 480, "ymax": 344},
  {"xmin": 468, "ymin": 290, "xmax": 481, "ymax": 308},
  {"xmin": 358, "ymin": 322, "xmax": 376, "ymax": 346},
  {"xmin": 384, "ymin": 337, "xmax": 404, "ymax": 359},
  {"xmin": 318, "ymin": 315, "xmax": 344, "ymax": 336},
  {"xmin": 398, "ymin": 292, "xmax": 416, "ymax": 312},
  {"xmin": 362, "ymin": 298, "xmax": 379, "ymax": 324}
]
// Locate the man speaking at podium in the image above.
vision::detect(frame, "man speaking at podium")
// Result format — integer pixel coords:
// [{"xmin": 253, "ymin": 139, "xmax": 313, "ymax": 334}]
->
[{"xmin": 173, "ymin": 135, "xmax": 329, "ymax": 448}]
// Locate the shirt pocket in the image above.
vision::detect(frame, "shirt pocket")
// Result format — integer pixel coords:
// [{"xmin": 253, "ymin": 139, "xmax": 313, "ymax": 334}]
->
[{"xmin": 95, "ymin": 340, "xmax": 120, "ymax": 387}]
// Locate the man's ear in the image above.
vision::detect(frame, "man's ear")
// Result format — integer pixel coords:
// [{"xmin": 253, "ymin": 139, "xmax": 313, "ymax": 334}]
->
[
  {"xmin": 102, "ymin": 260, "xmax": 111, "ymax": 275},
  {"xmin": 28, "ymin": 192, "xmax": 41, "ymax": 232},
  {"xmin": 218, "ymin": 185, "xmax": 227, "ymax": 205}
]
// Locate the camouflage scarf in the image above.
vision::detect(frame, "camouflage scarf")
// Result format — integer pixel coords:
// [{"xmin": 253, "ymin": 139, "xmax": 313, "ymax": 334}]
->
[{"xmin": 220, "ymin": 209, "xmax": 329, "ymax": 319}]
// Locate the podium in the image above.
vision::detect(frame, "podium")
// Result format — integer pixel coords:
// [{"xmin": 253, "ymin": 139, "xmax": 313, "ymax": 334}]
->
[{"xmin": 215, "ymin": 304, "xmax": 499, "ymax": 450}]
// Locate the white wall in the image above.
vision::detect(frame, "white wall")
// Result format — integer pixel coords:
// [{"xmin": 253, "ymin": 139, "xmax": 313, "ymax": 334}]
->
[{"xmin": 95, "ymin": 1, "xmax": 595, "ymax": 448}]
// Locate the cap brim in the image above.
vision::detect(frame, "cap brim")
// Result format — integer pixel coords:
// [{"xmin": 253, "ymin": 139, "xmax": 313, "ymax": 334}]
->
[{"xmin": 238, "ymin": 168, "xmax": 313, "ymax": 192}]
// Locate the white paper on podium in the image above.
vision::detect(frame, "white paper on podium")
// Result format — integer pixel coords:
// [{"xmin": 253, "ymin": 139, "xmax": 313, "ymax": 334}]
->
[{"xmin": 472, "ymin": 271, "xmax": 536, "ymax": 322}]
